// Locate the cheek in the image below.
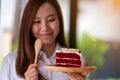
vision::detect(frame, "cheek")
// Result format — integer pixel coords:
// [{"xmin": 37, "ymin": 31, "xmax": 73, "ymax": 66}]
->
[
  {"xmin": 56, "ymin": 25, "xmax": 60, "ymax": 36},
  {"xmin": 31, "ymin": 26, "xmax": 38, "ymax": 37},
  {"xmin": 54, "ymin": 21, "xmax": 60, "ymax": 36},
  {"xmin": 32, "ymin": 26, "xmax": 35, "ymax": 34}
]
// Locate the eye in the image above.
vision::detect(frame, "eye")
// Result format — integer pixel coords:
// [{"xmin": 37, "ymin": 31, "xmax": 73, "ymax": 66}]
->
[
  {"xmin": 33, "ymin": 20, "xmax": 41, "ymax": 24},
  {"xmin": 48, "ymin": 18, "xmax": 56, "ymax": 22}
]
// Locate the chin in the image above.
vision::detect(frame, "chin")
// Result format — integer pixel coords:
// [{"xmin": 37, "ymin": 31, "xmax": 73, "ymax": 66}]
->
[{"xmin": 42, "ymin": 39, "xmax": 55, "ymax": 45}]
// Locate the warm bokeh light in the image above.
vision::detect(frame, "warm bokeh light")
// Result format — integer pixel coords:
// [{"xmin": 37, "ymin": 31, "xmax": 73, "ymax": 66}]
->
[{"xmin": 114, "ymin": 0, "xmax": 120, "ymax": 8}]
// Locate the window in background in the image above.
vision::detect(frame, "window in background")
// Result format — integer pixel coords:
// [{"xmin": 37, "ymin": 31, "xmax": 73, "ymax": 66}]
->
[
  {"xmin": 58, "ymin": 0, "xmax": 70, "ymax": 44},
  {"xmin": 77, "ymin": 0, "xmax": 120, "ymax": 79},
  {"xmin": 0, "ymin": 0, "xmax": 27, "ymax": 68}
]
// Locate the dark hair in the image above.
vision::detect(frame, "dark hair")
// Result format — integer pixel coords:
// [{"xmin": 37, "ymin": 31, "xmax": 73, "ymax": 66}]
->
[{"xmin": 16, "ymin": 0, "xmax": 67, "ymax": 79}]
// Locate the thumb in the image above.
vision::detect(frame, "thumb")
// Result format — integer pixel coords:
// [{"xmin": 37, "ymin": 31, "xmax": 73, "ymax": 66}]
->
[{"xmin": 83, "ymin": 60, "xmax": 88, "ymax": 67}]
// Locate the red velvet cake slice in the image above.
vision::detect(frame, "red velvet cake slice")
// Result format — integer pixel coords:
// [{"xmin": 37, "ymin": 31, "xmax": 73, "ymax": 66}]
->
[{"xmin": 55, "ymin": 48, "xmax": 81, "ymax": 67}]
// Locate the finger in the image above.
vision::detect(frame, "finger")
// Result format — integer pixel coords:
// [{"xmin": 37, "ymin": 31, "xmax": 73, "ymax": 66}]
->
[
  {"xmin": 24, "ymin": 63, "xmax": 39, "ymax": 79},
  {"xmin": 83, "ymin": 60, "xmax": 88, "ymax": 66},
  {"xmin": 67, "ymin": 72, "xmax": 82, "ymax": 76},
  {"xmin": 29, "ymin": 70, "xmax": 39, "ymax": 77},
  {"xmin": 27, "ymin": 65, "xmax": 39, "ymax": 77},
  {"xmin": 25, "ymin": 64, "xmax": 37, "ymax": 74},
  {"xmin": 28, "ymin": 67, "xmax": 37, "ymax": 73},
  {"xmin": 26, "ymin": 63, "xmax": 39, "ymax": 74},
  {"xmin": 67, "ymin": 72, "xmax": 85, "ymax": 77},
  {"xmin": 25, "ymin": 68, "xmax": 39, "ymax": 80},
  {"xmin": 82, "ymin": 72, "xmax": 88, "ymax": 78},
  {"xmin": 68, "ymin": 72, "xmax": 85, "ymax": 80},
  {"xmin": 32, "ymin": 76, "xmax": 38, "ymax": 80},
  {"xmin": 28, "ymin": 63, "xmax": 39, "ymax": 70},
  {"xmin": 28, "ymin": 75, "xmax": 38, "ymax": 80},
  {"xmin": 29, "ymin": 68, "xmax": 39, "ymax": 75}
]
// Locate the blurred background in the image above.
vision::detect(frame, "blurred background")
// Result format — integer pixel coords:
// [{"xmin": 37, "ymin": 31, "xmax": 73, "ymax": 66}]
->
[{"xmin": 0, "ymin": 0, "xmax": 120, "ymax": 79}]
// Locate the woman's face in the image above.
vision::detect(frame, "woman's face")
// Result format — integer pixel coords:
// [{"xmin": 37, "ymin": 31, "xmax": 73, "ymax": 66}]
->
[{"xmin": 32, "ymin": 3, "xmax": 59, "ymax": 45}]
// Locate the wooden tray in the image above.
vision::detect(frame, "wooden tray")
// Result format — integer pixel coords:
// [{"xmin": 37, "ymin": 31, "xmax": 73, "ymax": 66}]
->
[{"xmin": 44, "ymin": 65, "xmax": 96, "ymax": 73}]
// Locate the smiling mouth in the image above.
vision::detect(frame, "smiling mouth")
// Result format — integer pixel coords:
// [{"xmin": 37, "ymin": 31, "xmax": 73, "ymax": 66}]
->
[{"xmin": 38, "ymin": 31, "xmax": 53, "ymax": 38}]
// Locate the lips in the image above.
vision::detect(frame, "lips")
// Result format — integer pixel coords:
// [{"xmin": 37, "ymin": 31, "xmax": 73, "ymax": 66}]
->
[{"xmin": 38, "ymin": 31, "xmax": 53, "ymax": 38}]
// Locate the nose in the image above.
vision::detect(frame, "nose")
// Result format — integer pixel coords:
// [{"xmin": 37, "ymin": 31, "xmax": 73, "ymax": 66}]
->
[{"xmin": 41, "ymin": 21, "xmax": 49, "ymax": 31}]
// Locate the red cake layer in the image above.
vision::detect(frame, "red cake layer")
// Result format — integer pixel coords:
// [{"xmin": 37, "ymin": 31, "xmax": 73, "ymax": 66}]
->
[
  {"xmin": 56, "ymin": 58, "xmax": 80, "ymax": 64},
  {"xmin": 55, "ymin": 48, "xmax": 81, "ymax": 67},
  {"xmin": 56, "ymin": 52, "xmax": 80, "ymax": 59}
]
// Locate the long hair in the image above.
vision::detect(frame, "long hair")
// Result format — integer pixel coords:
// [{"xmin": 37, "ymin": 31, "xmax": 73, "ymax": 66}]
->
[{"xmin": 16, "ymin": 0, "xmax": 67, "ymax": 79}]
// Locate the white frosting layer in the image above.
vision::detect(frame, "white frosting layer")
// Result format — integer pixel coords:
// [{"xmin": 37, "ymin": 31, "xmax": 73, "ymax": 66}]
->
[
  {"xmin": 56, "ymin": 48, "xmax": 81, "ymax": 56},
  {"xmin": 56, "ymin": 63, "xmax": 81, "ymax": 66},
  {"xmin": 56, "ymin": 57, "xmax": 79, "ymax": 61}
]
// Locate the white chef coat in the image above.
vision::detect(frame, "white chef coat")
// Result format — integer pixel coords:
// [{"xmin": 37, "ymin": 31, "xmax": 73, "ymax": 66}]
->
[{"xmin": 0, "ymin": 43, "xmax": 85, "ymax": 80}]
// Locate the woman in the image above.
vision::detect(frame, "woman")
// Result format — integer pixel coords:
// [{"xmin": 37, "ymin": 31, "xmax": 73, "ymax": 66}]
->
[{"xmin": 0, "ymin": 0, "xmax": 87, "ymax": 80}]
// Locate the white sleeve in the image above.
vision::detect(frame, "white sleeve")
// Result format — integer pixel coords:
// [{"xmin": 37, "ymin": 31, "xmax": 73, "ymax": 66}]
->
[
  {"xmin": 80, "ymin": 53, "xmax": 91, "ymax": 79},
  {"xmin": 80, "ymin": 53, "xmax": 85, "ymax": 66},
  {"xmin": 0, "ymin": 55, "xmax": 12, "ymax": 80}
]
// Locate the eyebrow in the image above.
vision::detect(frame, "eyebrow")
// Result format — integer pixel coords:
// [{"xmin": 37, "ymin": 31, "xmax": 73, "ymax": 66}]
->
[
  {"xmin": 47, "ymin": 14, "xmax": 56, "ymax": 18},
  {"xmin": 34, "ymin": 13, "xmax": 57, "ymax": 19},
  {"xmin": 34, "ymin": 17, "xmax": 40, "ymax": 20}
]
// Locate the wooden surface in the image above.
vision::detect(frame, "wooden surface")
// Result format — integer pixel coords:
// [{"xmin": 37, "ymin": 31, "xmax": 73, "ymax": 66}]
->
[{"xmin": 45, "ymin": 65, "xmax": 96, "ymax": 73}]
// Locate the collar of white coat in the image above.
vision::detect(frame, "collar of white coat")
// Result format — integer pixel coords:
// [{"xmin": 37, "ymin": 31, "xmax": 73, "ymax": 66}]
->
[{"xmin": 39, "ymin": 43, "xmax": 61, "ymax": 60}]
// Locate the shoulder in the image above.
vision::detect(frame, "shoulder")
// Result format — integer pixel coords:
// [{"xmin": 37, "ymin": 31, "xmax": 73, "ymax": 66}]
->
[
  {"xmin": 3, "ymin": 51, "xmax": 18, "ymax": 63},
  {"xmin": 5, "ymin": 50, "xmax": 18, "ymax": 59},
  {"xmin": 0, "ymin": 51, "xmax": 18, "ymax": 79}
]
